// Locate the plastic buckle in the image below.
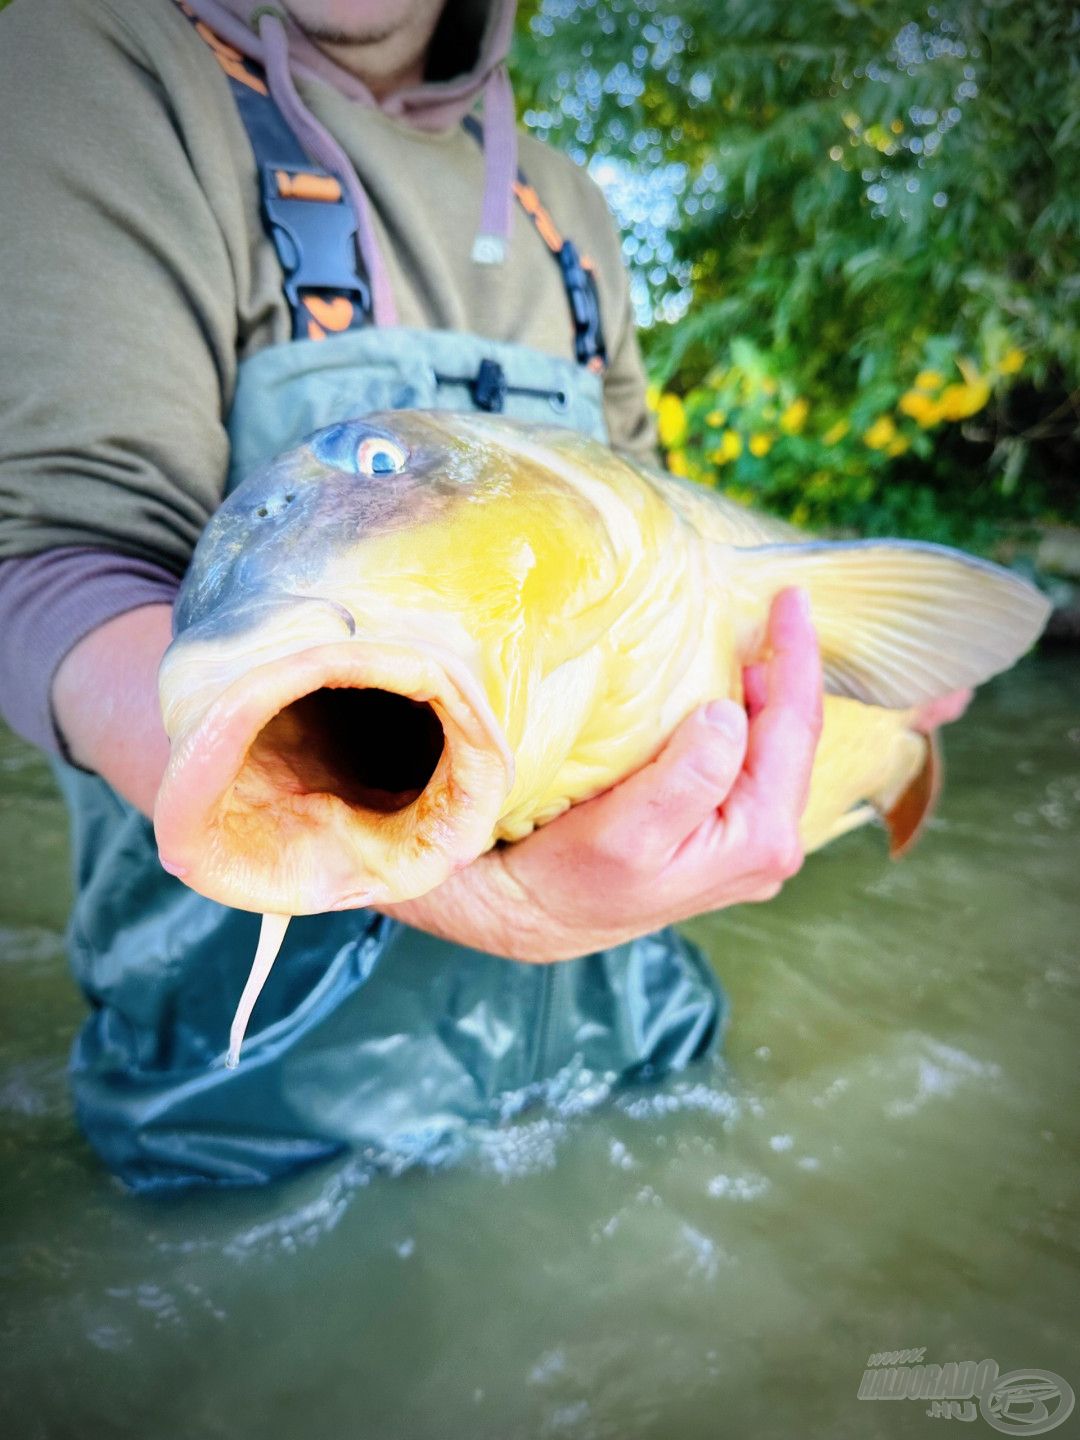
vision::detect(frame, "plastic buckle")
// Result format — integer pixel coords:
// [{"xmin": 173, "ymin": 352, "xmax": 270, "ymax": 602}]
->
[
  {"xmin": 472, "ymin": 358, "xmax": 508, "ymax": 413},
  {"xmin": 259, "ymin": 163, "xmax": 371, "ymax": 332},
  {"xmin": 557, "ymin": 240, "xmax": 607, "ymax": 368}
]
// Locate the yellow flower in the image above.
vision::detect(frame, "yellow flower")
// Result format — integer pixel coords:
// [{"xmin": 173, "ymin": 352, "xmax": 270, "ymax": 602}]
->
[
  {"xmin": 708, "ymin": 430, "xmax": 743, "ymax": 466},
  {"xmin": 887, "ymin": 435, "xmax": 910, "ymax": 457},
  {"xmin": 821, "ymin": 420, "xmax": 850, "ymax": 446},
  {"xmin": 863, "ymin": 415, "xmax": 897, "ymax": 450},
  {"xmin": 749, "ymin": 433, "xmax": 773, "ymax": 457},
  {"xmin": 998, "ymin": 347, "xmax": 1026, "ymax": 376},
  {"xmin": 780, "ymin": 397, "xmax": 809, "ymax": 435},
  {"xmin": 898, "ymin": 390, "xmax": 942, "ymax": 426},
  {"xmin": 913, "ymin": 369, "xmax": 945, "ymax": 392},
  {"xmin": 706, "ymin": 408, "xmax": 727, "ymax": 427},
  {"xmin": 666, "ymin": 449, "xmax": 689, "ymax": 477},
  {"xmin": 656, "ymin": 393, "xmax": 687, "ymax": 449},
  {"xmin": 645, "ymin": 383, "xmax": 661, "ymax": 412},
  {"xmin": 937, "ymin": 381, "xmax": 990, "ymax": 421},
  {"xmin": 890, "ymin": 118, "xmax": 904, "ymax": 134}
]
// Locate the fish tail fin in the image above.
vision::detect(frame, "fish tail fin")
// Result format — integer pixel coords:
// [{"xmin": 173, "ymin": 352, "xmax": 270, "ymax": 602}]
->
[
  {"xmin": 730, "ymin": 539, "xmax": 1051, "ymax": 707},
  {"xmin": 879, "ymin": 729, "xmax": 942, "ymax": 858}
]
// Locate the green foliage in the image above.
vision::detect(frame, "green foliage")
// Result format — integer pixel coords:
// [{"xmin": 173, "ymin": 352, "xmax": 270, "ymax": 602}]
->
[{"xmin": 513, "ymin": 0, "xmax": 1079, "ymax": 547}]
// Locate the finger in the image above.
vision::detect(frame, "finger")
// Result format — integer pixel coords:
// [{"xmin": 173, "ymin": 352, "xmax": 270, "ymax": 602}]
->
[
  {"xmin": 742, "ymin": 662, "xmax": 768, "ymax": 718},
  {"xmin": 594, "ymin": 700, "xmax": 748, "ymax": 862},
  {"xmin": 732, "ymin": 587, "xmax": 823, "ymax": 820}
]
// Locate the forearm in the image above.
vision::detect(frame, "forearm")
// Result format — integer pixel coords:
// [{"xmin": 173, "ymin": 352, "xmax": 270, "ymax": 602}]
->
[
  {"xmin": 0, "ymin": 549, "xmax": 179, "ymax": 758},
  {"xmin": 51, "ymin": 603, "xmax": 173, "ymax": 818}
]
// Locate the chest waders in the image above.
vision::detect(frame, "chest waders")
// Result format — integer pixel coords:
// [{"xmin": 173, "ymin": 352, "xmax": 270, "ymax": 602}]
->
[{"xmin": 54, "ymin": 32, "xmax": 725, "ymax": 1190}]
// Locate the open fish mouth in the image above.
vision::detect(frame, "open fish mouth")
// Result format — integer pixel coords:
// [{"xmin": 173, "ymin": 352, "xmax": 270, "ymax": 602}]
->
[{"xmin": 154, "ymin": 637, "xmax": 515, "ymax": 916}]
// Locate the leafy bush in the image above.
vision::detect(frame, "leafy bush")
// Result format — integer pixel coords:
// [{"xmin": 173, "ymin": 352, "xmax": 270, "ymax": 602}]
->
[{"xmin": 514, "ymin": 0, "xmax": 1079, "ymax": 547}]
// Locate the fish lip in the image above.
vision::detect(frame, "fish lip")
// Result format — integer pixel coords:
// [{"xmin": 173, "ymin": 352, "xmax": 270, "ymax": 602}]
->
[{"xmin": 154, "ymin": 639, "xmax": 515, "ymax": 916}]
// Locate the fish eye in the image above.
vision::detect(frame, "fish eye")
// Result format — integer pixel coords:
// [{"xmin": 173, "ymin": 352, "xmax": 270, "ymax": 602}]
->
[
  {"xmin": 356, "ymin": 437, "xmax": 408, "ymax": 477},
  {"xmin": 309, "ymin": 424, "xmax": 409, "ymax": 477}
]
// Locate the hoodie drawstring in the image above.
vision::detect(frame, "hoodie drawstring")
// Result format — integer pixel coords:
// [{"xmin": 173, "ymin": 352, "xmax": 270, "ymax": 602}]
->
[{"xmin": 472, "ymin": 66, "xmax": 518, "ymax": 265}]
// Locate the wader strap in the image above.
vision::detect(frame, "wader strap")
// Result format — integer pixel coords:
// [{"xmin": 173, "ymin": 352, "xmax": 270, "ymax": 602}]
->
[
  {"xmin": 180, "ymin": 4, "xmax": 607, "ymax": 368},
  {"xmin": 177, "ymin": 2, "xmax": 371, "ymax": 341},
  {"xmin": 462, "ymin": 115, "xmax": 608, "ymax": 374}
]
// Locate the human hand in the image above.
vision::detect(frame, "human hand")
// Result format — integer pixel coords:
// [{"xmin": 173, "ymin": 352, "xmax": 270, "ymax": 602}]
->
[{"xmin": 385, "ymin": 587, "xmax": 824, "ymax": 961}]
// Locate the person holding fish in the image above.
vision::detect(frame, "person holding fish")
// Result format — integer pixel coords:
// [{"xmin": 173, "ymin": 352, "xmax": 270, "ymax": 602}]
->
[{"xmin": 0, "ymin": 0, "xmax": 1026, "ymax": 1190}]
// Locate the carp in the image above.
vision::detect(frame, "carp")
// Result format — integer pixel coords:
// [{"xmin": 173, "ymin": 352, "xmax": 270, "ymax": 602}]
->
[{"xmin": 153, "ymin": 412, "xmax": 1051, "ymax": 1065}]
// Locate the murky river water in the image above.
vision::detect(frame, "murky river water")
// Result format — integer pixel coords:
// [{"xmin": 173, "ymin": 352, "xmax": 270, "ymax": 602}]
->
[{"xmin": 0, "ymin": 653, "xmax": 1077, "ymax": 1440}]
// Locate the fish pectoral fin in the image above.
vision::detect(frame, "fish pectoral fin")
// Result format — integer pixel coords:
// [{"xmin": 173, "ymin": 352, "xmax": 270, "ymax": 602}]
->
[
  {"xmin": 880, "ymin": 730, "xmax": 943, "ymax": 859},
  {"xmin": 730, "ymin": 539, "xmax": 1051, "ymax": 708}
]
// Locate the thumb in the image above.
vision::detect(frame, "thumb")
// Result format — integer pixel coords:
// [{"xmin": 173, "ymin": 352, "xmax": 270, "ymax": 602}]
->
[{"xmin": 597, "ymin": 700, "xmax": 749, "ymax": 857}]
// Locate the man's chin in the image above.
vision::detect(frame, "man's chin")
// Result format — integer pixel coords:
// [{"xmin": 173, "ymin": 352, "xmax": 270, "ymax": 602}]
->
[{"xmin": 284, "ymin": 1, "xmax": 422, "ymax": 51}]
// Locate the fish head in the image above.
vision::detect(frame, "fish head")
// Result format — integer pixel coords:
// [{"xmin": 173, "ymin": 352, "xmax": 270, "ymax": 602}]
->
[{"xmin": 154, "ymin": 412, "xmax": 530, "ymax": 917}]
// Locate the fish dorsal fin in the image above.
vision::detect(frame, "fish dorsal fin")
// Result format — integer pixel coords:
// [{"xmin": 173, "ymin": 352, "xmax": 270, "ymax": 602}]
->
[
  {"xmin": 648, "ymin": 466, "xmax": 803, "ymax": 547},
  {"xmin": 731, "ymin": 539, "xmax": 1051, "ymax": 708}
]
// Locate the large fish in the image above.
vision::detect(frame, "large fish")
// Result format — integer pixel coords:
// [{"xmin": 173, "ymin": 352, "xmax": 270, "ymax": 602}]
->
[{"xmin": 154, "ymin": 412, "xmax": 1050, "ymax": 1065}]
